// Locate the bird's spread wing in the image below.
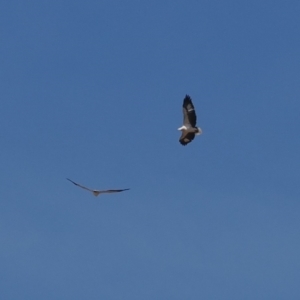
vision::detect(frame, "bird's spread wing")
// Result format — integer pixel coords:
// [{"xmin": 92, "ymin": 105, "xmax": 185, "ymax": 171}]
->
[
  {"xmin": 179, "ymin": 131, "xmax": 195, "ymax": 146},
  {"xmin": 67, "ymin": 178, "xmax": 95, "ymax": 192},
  {"xmin": 182, "ymin": 95, "xmax": 197, "ymax": 127},
  {"xmin": 99, "ymin": 189, "xmax": 130, "ymax": 194}
]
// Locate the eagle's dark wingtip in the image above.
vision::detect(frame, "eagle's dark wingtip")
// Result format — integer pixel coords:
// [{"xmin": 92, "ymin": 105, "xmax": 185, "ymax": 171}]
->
[
  {"xmin": 66, "ymin": 178, "xmax": 77, "ymax": 185},
  {"xmin": 183, "ymin": 95, "xmax": 192, "ymax": 106}
]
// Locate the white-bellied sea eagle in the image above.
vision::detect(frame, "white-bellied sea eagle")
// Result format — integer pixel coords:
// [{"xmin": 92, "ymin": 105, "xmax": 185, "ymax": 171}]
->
[
  {"xmin": 67, "ymin": 178, "xmax": 130, "ymax": 196},
  {"xmin": 178, "ymin": 95, "xmax": 202, "ymax": 146}
]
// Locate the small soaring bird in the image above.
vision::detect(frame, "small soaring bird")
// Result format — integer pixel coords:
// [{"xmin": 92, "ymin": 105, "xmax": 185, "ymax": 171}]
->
[
  {"xmin": 67, "ymin": 178, "xmax": 130, "ymax": 196},
  {"xmin": 178, "ymin": 95, "xmax": 202, "ymax": 146}
]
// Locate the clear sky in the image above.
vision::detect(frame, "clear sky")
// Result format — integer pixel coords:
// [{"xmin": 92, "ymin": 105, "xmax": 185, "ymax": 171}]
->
[{"xmin": 1, "ymin": 1, "xmax": 300, "ymax": 299}]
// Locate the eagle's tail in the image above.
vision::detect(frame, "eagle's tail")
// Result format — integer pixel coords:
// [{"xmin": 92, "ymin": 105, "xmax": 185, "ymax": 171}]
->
[{"xmin": 195, "ymin": 127, "xmax": 202, "ymax": 135}]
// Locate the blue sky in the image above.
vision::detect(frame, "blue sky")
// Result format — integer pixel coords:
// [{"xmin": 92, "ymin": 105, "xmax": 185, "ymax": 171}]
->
[{"xmin": 1, "ymin": 1, "xmax": 300, "ymax": 299}]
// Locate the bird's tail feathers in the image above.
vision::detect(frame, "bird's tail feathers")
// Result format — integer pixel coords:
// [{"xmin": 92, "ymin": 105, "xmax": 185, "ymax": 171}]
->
[{"xmin": 195, "ymin": 127, "xmax": 202, "ymax": 135}]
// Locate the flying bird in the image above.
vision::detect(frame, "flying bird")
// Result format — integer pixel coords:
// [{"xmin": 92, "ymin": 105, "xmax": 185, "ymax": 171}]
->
[
  {"xmin": 178, "ymin": 95, "xmax": 202, "ymax": 146},
  {"xmin": 67, "ymin": 178, "xmax": 130, "ymax": 196}
]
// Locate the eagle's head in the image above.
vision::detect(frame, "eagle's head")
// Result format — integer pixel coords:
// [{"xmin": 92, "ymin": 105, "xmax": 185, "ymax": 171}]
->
[{"xmin": 178, "ymin": 125, "xmax": 187, "ymax": 131}]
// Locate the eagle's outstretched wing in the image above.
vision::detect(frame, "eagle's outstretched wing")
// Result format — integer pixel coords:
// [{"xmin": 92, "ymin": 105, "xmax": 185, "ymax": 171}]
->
[
  {"xmin": 182, "ymin": 95, "xmax": 197, "ymax": 127},
  {"xmin": 179, "ymin": 131, "xmax": 195, "ymax": 146}
]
